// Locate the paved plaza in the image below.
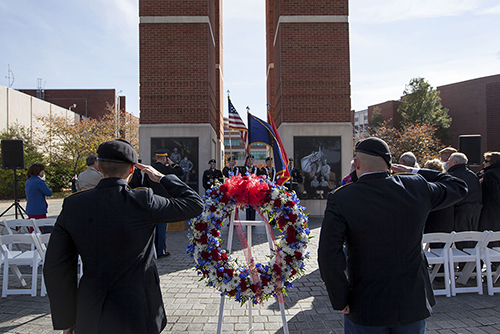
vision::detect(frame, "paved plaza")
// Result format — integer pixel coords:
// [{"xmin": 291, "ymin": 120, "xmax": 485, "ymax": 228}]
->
[{"xmin": 1, "ymin": 198, "xmax": 500, "ymax": 333}]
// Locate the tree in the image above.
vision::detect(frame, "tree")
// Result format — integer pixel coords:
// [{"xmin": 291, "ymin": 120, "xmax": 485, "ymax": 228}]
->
[
  {"xmin": 0, "ymin": 123, "xmax": 45, "ymax": 199},
  {"xmin": 398, "ymin": 77, "xmax": 452, "ymax": 140},
  {"xmin": 368, "ymin": 107, "xmax": 385, "ymax": 129},
  {"xmin": 362, "ymin": 121, "xmax": 443, "ymax": 167}
]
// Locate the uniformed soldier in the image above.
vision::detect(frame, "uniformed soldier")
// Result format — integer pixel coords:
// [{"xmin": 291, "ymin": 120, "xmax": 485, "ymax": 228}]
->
[
  {"xmin": 202, "ymin": 159, "xmax": 223, "ymax": 192},
  {"xmin": 222, "ymin": 156, "xmax": 239, "ymax": 178},
  {"xmin": 244, "ymin": 155, "xmax": 258, "ymax": 220},
  {"xmin": 259, "ymin": 157, "xmax": 277, "ymax": 183},
  {"xmin": 43, "ymin": 139, "xmax": 203, "ymax": 334},
  {"xmin": 145, "ymin": 149, "xmax": 184, "ymax": 258}
]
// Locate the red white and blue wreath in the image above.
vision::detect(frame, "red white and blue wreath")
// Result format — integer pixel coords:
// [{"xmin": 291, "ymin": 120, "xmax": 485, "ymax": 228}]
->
[{"xmin": 186, "ymin": 173, "xmax": 311, "ymax": 305}]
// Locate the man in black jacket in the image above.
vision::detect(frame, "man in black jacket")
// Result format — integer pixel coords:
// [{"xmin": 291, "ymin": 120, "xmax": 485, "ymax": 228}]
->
[
  {"xmin": 448, "ymin": 152, "xmax": 482, "ymax": 235},
  {"xmin": 318, "ymin": 137, "xmax": 467, "ymax": 333},
  {"xmin": 44, "ymin": 139, "xmax": 203, "ymax": 334}
]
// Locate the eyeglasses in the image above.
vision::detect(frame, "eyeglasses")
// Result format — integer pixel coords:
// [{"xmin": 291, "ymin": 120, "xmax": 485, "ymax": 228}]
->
[{"xmin": 484, "ymin": 159, "xmax": 491, "ymax": 163}]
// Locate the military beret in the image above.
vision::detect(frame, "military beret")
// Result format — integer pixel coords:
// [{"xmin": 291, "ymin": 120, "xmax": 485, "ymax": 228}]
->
[
  {"xmin": 355, "ymin": 137, "xmax": 392, "ymax": 166},
  {"xmin": 289, "ymin": 158, "xmax": 294, "ymax": 161},
  {"xmin": 155, "ymin": 149, "xmax": 169, "ymax": 156},
  {"xmin": 439, "ymin": 147, "xmax": 457, "ymax": 154},
  {"xmin": 228, "ymin": 156, "xmax": 236, "ymax": 161},
  {"xmin": 208, "ymin": 159, "xmax": 216, "ymax": 164},
  {"xmin": 97, "ymin": 139, "xmax": 138, "ymax": 164},
  {"xmin": 265, "ymin": 157, "xmax": 272, "ymax": 161},
  {"xmin": 248, "ymin": 155, "xmax": 254, "ymax": 159}
]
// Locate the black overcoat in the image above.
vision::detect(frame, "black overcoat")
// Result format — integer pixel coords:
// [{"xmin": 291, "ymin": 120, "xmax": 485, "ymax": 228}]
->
[
  {"xmin": 318, "ymin": 170, "xmax": 467, "ymax": 327},
  {"xmin": 43, "ymin": 175, "xmax": 203, "ymax": 334}
]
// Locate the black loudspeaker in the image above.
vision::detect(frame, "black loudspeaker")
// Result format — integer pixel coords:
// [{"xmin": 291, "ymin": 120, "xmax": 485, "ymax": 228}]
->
[
  {"xmin": 1, "ymin": 140, "xmax": 25, "ymax": 170},
  {"xmin": 459, "ymin": 135, "xmax": 481, "ymax": 166}
]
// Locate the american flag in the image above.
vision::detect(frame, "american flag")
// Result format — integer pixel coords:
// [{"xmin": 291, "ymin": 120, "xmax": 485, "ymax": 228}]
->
[{"xmin": 228, "ymin": 98, "xmax": 248, "ymax": 149}]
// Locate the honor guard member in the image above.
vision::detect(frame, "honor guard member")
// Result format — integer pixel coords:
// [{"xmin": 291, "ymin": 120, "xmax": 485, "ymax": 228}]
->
[
  {"xmin": 43, "ymin": 139, "xmax": 203, "ymax": 334},
  {"xmin": 202, "ymin": 159, "xmax": 223, "ymax": 191},
  {"xmin": 144, "ymin": 149, "xmax": 184, "ymax": 258},
  {"xmin": 259, "ymin": 157, "xmax": 277, "ymax": 183},
  {"xmin": 318, "ymin": 137, "xmax": 467, "ymax": 333},
  {"xmin": 223, "ymin": 156, "xmax": 239, "ymax": 178},
  {"xmin": 284, "ymin": 158, "xmax": 303, "ymax": 192},
  {"xmin": 244, "ymin": 155, "xmax": 258, "ymax": 220}
]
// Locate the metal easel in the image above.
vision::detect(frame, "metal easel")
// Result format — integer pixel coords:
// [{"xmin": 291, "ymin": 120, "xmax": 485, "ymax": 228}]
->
[{"xmin": 216, "ymin": 209, "xmax": 289, "ymax": 334}]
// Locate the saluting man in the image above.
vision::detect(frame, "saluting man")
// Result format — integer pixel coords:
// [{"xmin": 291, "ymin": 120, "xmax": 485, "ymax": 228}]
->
[
  {"xmin": 43, "ymin": 139, "xmax": 203, "ymax": 334},
  {"xmin": 202, "ymin": 159, "xmax": 223, "ymax": 191}
]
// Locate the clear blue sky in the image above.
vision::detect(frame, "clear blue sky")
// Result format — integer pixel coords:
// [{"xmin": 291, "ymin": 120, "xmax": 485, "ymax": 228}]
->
[{"xmin": 1, "ymin": 0, "xmax": 499, "ymax": 124}]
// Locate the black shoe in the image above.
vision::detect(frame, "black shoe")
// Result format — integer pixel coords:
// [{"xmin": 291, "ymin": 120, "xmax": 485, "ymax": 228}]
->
[{"xmin": 157, "ymin": 252, "xmax": 170, "ymax": 258}]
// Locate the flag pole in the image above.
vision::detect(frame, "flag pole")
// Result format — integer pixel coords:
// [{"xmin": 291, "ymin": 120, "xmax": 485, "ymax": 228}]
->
[
  {"xmin": 246, "ymin": 106, "xmax": 250, "ymax": 156},
  {"xmin": 227, "ymin": 91, "xmax": 233, "ymax": 157}
]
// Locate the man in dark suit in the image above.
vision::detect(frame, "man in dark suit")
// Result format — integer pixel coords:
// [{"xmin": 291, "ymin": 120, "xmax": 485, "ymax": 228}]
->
[
  {"xmin": 202, "ymin": 159, "xmax": 223, "ymax": 192},
  {"xmin": 145, "ymin": 149, "xmax": 184, "ymax": 257},
  {"xmin": 318, "ymin": 137, "xmax": 467, "ymax": 333},
  {"xmin": 43, "ymin": 139, "xmax": 203, "ymax": 334},
  {"xmin": 259, "ymin": 157, "xmax": 277, "ymax": 183}
]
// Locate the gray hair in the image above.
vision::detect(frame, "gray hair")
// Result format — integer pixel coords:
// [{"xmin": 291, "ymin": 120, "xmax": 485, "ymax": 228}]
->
[
  {"xmin": 449, "ymin": 152, "xmax": 468, "ymax": 165},
  {"xmin": 86, "ymin": 154, "xmax": 98, "ymax": 166},
  {"xmin": 399, "ymin": 152, "xmax": 420, "ymax": 168}
]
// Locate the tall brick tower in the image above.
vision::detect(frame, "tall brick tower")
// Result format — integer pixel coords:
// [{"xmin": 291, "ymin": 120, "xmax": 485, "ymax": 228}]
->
[
  {"xmin": 267, "ymin": 0, "xmax": 352, "ymax": 192},
  {"xmin": 139, "ymin": 0, "xmax": 223, "ymax": 193}
]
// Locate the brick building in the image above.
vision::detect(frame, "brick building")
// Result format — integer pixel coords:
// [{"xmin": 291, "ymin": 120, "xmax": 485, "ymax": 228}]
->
[
  {"xmin": 19, "ymin": 89, "xmax": 124, "ymax": 120},
  {"xmin": 365, "ymin": 74, "xmax": 500, "ymax": 159},
  {"xmin": 438, "ymin": 74, "xmax": 500, "ymax": 154}
]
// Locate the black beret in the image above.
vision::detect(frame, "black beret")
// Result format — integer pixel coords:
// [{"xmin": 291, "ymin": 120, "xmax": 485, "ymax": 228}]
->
[
  {"xmin": 265, "ymin": 157, "xmax": 272, "ymax": 161},
  {"xmin": 228, "ymin": 156, "xmax": 236, "ymax": 161},
  {"xmin": 155, "ymin": 149, "xmax": 169, "ymax": 156},
  {"xmin": 208, "ymin": 159, "xmax": 216, "ymax": 164},
  {"xmin": 97, "ymin": 139, "xmax": 138, "ymax": 164},
  {"xmin": 248, "ymin": 155, "xmax": 254, "ymax": 159},
  {"xmin": 289, "ymin": 158, "xmax": 293, "ymax": 161},
  {"xmin": 355, "ymin": 137, "xmax": 392, "ymax": 166}
]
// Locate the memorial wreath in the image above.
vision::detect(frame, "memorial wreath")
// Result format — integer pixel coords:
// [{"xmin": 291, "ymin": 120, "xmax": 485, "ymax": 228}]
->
[{"xmin": 187, "ymin": 173, "xmax": 311, "ymax": 305}]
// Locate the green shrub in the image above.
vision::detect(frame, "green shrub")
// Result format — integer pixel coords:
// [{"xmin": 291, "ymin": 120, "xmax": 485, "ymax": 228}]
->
[{"xmin": 45, "ymin": 162, "xmax": 74, "ymax": 192}]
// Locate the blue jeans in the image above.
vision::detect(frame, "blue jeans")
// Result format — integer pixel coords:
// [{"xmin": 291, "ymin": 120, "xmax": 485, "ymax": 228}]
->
[{"xmin": 344, "ymin": 315, "xmax": 426, "ymax": 334}]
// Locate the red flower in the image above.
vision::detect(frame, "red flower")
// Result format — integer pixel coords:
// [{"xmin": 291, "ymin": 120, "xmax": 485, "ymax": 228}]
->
[
  {"xmin": 196, "ymin": 222, "xmax": 208, "ymax": 231},
  {"xmin": 202, "ymin": 270, "xmax": 209, "ymax": 277},
  {"xmin": 221, "ymin": 253, "xmax": 228, "ymax": 261},
  {"xmin": 201, "ymin": 251, "xmax": 210, "ymax": 260},
  {"xmin": 291, "ymin": 269, "xmax": 297, "ymax": 276},
  {"xmin": 210, "ymin": 205, "xmax": 217, "ymax": 212},
  {"xmin": 228, "ymin": 290, "xmax": 236, "ymax": 296},
  {"xmin": 211, "ymin": 249, "xmax": 221, "ymax": 261},
  {"xmin": 217, "ymin": 270, "xmax": 224, "ymax": 277},
  {"xmin": 285, "ymin": 255, "xmax": 293, "ymax": 264},
  {"xmin": 219, "ymin": 184, "xmax": 229, "ymax": 193},
  {"xmin": 285, "ymin": 201, "xmax": 295, "ymax": 208},
  {"xmin": 240, "ymin": 280, "xmax": 248, "ymax": 291},
  {"xmin": 211, "ymin": 229, "xmax": 220, "ymax": 237},
  {"xmin": 277, "ymin": 216, "xmax": 287, "ymax": 230},
  {"xmin": 223, "ymin": 268, "xmax": 234, "ymax": 278},
  {"xmin": 294, "ymin": 251, "xmax": 302, "ymax": 260},
  {"xmin": 249, "ymin": 284, "xmax": 258, "ymax": 293},
  {"xmin": 199, "ymin": 234, "xmax": 208, "ymax": 244},
  {"xmin": 273, "ymin": 199, "xmax": 282, "ymax": 207},
  {"xmin": 261, "ymin": 275, "xmax": 271, "ymax": 286},
  {"xmin": 288, "ymin": 213, "xmax": 297, "ymax": 223}
]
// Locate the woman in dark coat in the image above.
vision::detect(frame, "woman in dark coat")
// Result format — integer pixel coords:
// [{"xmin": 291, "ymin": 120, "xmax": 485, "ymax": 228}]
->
[{"xmin": 478, "ymin": 152, "xmax": 500, "ymax": 232}]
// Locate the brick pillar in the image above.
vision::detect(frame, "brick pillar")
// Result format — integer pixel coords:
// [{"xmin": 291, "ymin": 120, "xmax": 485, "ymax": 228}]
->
[
  {"xmin": 266, "ymin": 0, "xmax": 353, "ymax": 191},
  {"xmin": 139, "ymin": 0, "xmax": 223, "ymax": 193}
]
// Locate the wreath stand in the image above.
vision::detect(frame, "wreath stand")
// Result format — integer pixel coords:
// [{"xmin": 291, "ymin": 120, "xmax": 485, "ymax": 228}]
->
[{"xmin": 216, "ymin": 209, "xmax": 289, "ymax": 334}]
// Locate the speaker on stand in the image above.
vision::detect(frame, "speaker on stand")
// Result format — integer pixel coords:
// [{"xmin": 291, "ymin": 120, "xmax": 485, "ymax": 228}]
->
[
  {"xmin": 0, "ymin": 140, "xmax": 26, "ymax": 219},
  {"xmin": 459, "ymin": 135, "xmax": 482, "ymax": 166}
]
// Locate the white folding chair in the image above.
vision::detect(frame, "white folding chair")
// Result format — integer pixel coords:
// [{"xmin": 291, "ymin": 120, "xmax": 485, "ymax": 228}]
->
[
  {"xmin": 1, "ymin": 234, "xmax": 41, "ymax": 297},
  {"xmin": 449, "ymin": 231, "xmax": 491, "ymax": 296},
  {"xmin": 3, "ymin": 219, "xmax": 36, "ymax": 251},
  {"xmin": 422, "ymin": 232, "xmax": 455, "ymax": 297},
  {"xmin": 31, "ymin": 233, "xmax": 51, "ymax": 296},
  {"xmin": 481, "ymin": 231, "xmax": 500, "ymax": 295},
  {"xmin": 31, "ymin": 218, "xmax": 56, "ymax": 234}
]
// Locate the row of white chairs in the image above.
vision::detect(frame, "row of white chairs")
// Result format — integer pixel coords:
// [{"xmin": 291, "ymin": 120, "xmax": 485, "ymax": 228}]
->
[
  {"xmin": 422, "ymin": 230, "xmax": 500, "ymax": 297},
  {"xmin": 0, "ymin": 218, "xmax": 77, "ymax": 298}
]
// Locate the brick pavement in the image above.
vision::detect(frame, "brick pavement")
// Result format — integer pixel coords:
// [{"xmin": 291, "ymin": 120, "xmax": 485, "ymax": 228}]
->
[{"xmin": 1, "ymin": 199, "xmax": 500, "ymax": 333}]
